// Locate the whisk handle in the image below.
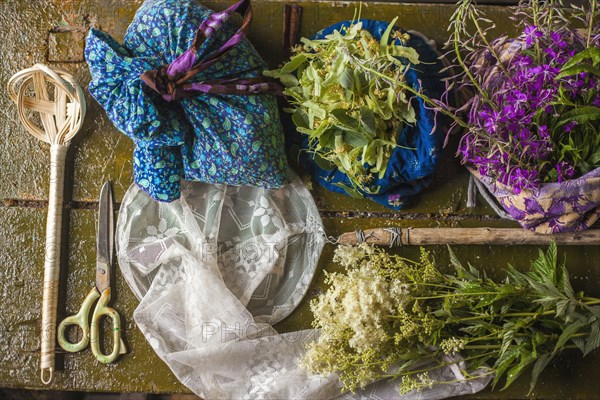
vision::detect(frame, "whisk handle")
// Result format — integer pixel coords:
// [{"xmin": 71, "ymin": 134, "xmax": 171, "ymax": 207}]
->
[{"xmin": 40, "ymin": 143, "xmax": 68, "ymax": 384}]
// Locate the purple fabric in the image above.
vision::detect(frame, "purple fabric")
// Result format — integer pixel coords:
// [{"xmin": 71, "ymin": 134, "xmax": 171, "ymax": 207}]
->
[
  {"xmin": 167, "ymin": 50, "xmax": 196, "ymax": 78},
  {"xmin": 472, "ymin": 167, "xmax": 600, "ymax": 234},
  {"xmin": 140, "ymin": 0, "xmax": 279, "ymax": 101}
]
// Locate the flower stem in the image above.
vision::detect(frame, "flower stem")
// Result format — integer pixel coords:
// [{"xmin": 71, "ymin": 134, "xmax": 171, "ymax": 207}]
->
[
  {"xmin": 452, "ymin": 2, "xmax": 495, "ymax": 107},
  {"xmin": 581, "ymin": 298, "xmax": 600, "ymax": 305},
  {"xmin": 469, "ymin": 10, "xmax": 518, "ymax": 88},
  {"xmin": 463, "ymin": 344, "xmax": 502, "ymax": 350},
  {"xmin": 412, "ymin": 291, "xmax": 497, "ymax": 300},
  {"xmin": 380, "ymin": 351, "xmax": 497, "ymax": 380},
  {"xmin": 358, "ymin": 63, "xmax": 469, "ymax": 129},
  {"xmin": 589, "ymin": 0, "xmax": 597, "ymax": 48},
  {"xmin": 446, "ymin": 300, "xmax": 600, "ymax": 323},
  {"xmin": 532, "ymin": 0, "xmax": 542, "ymax": 65}
]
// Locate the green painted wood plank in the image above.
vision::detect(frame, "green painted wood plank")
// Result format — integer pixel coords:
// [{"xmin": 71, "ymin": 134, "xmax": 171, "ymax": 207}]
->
[
  {"xmin": 0, "ymin": 207, "xmax": 186, "ymax": 393},
  {"xmin": 1, "ymin": 207, "xmax": 598, "ymax": 397}
]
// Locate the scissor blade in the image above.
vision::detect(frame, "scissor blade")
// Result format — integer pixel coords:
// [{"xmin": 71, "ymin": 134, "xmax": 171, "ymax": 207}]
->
[{"xmin": 96, "ymin": 181, "xmax": 114, "ymax": 293}]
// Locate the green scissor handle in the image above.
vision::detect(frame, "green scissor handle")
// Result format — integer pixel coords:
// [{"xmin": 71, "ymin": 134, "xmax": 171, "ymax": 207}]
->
[
  {"xmin": 90, "ymin": 287, "xmax": 127, "ymax": 364},
  {"xmin": 57, "ymin": 288, "xmax": 100, "ymax": 353}
]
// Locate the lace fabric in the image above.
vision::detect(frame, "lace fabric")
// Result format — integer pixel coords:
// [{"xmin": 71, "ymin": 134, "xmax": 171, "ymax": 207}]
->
[{"xmin": 116, "ymin": 172, "xmax": 491, "ymax": 399}]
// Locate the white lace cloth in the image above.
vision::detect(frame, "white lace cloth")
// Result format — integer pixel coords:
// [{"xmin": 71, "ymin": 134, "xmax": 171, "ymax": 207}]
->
[{"xmin": 116, "ymin": 172, "xmax": 491, "ymax": 399}]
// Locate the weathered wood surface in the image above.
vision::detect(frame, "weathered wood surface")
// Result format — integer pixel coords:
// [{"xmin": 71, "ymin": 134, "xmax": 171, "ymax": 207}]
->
[
  {"xmin": 0, "ymin": 1, "xmax": 598, "ymax": 398},
  {"xmin": 337, "ymin": 227, "xmax": 600, "ymax": 246}
]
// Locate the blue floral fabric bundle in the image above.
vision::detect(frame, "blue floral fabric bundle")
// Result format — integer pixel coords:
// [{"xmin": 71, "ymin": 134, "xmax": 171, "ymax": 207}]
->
[
  {"xmin": 301, "ymin": 20, "xmax": 447, "ymax": 209},
  {"xmin": 85, "ymin": 0, "xmax": 289, "ymax": 202}
]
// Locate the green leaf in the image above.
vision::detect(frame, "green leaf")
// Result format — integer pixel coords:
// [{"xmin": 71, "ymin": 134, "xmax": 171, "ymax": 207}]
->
[
  {"xmin": 302, "ymin": 101, "xmax": 327, "ymax": 120},
  {"xmin": 467, "ymin": 262, "xmax": 481, "ymax": 279},
  {"xmin": 556, "ymin": 64, "xmax": 600, "ymax": 80},
  {"xmin": 534, "ymin": 296, "xmax": 559, "ymax": 310},
  {"xmin": 338, "ymin": 152, "xmax": 352, "ymax": 171},
  {"xmin": 588, "ymin": 152, "xmax": 600, "ymax": 165},
  {"xmin": 332, "ymin": 182, "xmax": 363, "ymax": 198},
  {"xmin": 584, "ymin": 320, "xmax": 600, "ymax": 356},
  {"xmin": 332, "ymin": 53, "xmax": 346, "ymax": 76},
  {"xmin": 279, "ymin": 73, "xmax": 299, "ymax": 87},
  {"xmin": 556, "ymin": 106, "xmax": 600, "ymax": 127},
  {"xmin": 528, "ymin": 243, "xmax": 557, "ymax": 285},
  {"xmin": 390, "ymin": 45, "xmax": 421, "ymax": 65},
  {"xmin": 354, "ymin": 69, "xmax": 365, "ymax": 94},
  {"xmin": 475, "ymin": 294, "xmax": 499, "ymax": 309},
  {"xmin": 292, "ymin": 109, "xmax": 309, "ymax": 129},
  {"xmin": 573, "ymin": 337, "xmax": 587, "ymax": 353},
  {"xmin": 561, "ymin": 47, "xmax": 600, "ymax": 70},
  {"xmin": 360, "ymin": 106, "xmax": 376, "ymax": 135},
  {"xmin": 296, "ymin": 126, "xmax": 315, "ymax": 135},
  {"xmin": 555, "ymin": 299, "xmax": 575, "ymax": 321},
  {"xmin": 528, "ymin": 353, "xmax": 553, "ymax": 395},
  {"xmin": 318, "ymin": 128, "xmax": 337, "ymax": 149},
  {"xmin": 553, "ymin": 319, "xmax": 587, "ymax": 355},
  {"xmin": 244, "ymin": 114, "xmax": 254, "ymax": 125},
  {"xmin": 342, "ymin": 130, "xmax": 369, "ymax": 148},
  {"xmin": 362, "ymin": 142, "xmax": 377, "ymax": 165},
  {"xmin": 379, "ymin": 17, "xmax": 398, "ymax": 48},
  {"xmin": 230, "ymin": 142, "xmax": 239, "ymax": 157},
  {"xmin": 500, "ymin": 329, "xmax": 515, "ymax": 357},
  {"xmin": 339, "ymin": 68, "xmax": 354, "ymax": 91},
  {"xmin": 501, "ymin": 349, "xmax": 535, "ymax": 391},
  {"xmin": 208, "ymin": 162, "xmax": 217, "ymax": 176},
  {"xmin": 459, "ymin": 324, "xmax": 488, "ymax": 336},
  {"xmin": 492, "ymin": 347, "xmax": 519, "ymax": 389},
  {"xmin": 315, "ymin": 154, "xmax": 334, "ymax": 170},
  {"xmin": 280, "ymin": 54, "xmax": 307, "ymax": 74},
  {"xmin": 584, "ymin": 305, "xmax": 600, "ymax": 320},
  {"xmin": 344, "ymin": 21, "xmax": 362, "ymax": 40},
  {"xmin": 331, "ymin": 109, "xmax": 359, "ymax": 129},
  {"xmin": 447, "ymin": 245, "xmax": 465, "ymax": 272}
]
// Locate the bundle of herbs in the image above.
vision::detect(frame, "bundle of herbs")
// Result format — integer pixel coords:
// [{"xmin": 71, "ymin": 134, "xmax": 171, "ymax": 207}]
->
[
  {"xmin": 447, "ymin": 0, "xmax": 600, "ymax": 193},
  {"xmin": 265, "ymin": 18, "xmax": 422, "ymax": 195},
  {"xmin": 302, "ymin": 243, "xmax": 600, "ymax": 394}
]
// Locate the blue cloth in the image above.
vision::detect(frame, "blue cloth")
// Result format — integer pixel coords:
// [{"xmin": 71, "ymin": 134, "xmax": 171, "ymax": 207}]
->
[
  {"xmin": 300, "ymin": 20, "xmax": 447, "ymax": 209},
  {"xmin": 85, "ymin": 0, "xmax": 289, "ymax": 202}
]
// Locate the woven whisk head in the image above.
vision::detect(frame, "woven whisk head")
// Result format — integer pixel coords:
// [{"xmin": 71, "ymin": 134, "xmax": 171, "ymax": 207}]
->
[{"xmin": 7, "ymin": 63, "xmax": 86, "ymax": 145}]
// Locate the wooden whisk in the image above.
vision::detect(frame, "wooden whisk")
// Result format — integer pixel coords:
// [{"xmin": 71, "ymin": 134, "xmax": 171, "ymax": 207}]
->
[{"xmin": 7, "ymin": 64, "xmax": 86, "ymax": 384}]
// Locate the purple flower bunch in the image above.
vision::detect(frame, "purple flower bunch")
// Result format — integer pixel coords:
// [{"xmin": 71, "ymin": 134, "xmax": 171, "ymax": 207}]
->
[{"xmin": 451, "ymin": 0, "xmax": 600, "ymax": 194}]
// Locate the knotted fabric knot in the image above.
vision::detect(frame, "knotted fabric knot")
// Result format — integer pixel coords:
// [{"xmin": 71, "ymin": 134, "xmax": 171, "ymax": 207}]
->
[
  {"xmin": 141, "ymin": 65, "xmax": 181, "ymax": 102},
  {"xmin": 139, "ymin": 0, "xmax": 280, "ymax": 102}
]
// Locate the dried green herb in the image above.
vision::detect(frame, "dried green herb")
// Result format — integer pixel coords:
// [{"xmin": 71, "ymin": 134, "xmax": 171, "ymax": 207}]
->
[
  {"xmin": 302, "ymin": 243, "xmax": 600, "ymax": 394},
  {"xmin": 265, "ymin": 18, "xmax": 420, "ymax": 196}
]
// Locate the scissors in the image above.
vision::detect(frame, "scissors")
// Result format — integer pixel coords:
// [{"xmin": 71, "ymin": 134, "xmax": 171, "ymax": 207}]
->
[{"xmin": 58, "ymin": 181, "xmax": 126, "ymax": 363}]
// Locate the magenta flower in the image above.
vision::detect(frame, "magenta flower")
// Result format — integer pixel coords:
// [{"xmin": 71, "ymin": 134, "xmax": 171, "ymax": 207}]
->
[
  {"xmin": 508, "ymin": 168, "xmax": 538, "ymax": 194},
  {"xmin": 455, "ymin": 9, "xmax": 599, "ymax": 191},
  {"xmin": 523, "ymin": 25, "xmax": 543, "ymax": 47},
  {"xmin": 556, "ymin": 161, "xmax": 575, "ymax": 182},
  {"xmin": 564, "ymin": 121, "xmax": 578, "ymax": 133}
]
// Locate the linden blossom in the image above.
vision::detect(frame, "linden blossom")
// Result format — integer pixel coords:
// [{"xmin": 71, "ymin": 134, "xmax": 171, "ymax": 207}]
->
[{"xmin": 265, "ymin": 17, "xmax": 421, "ymax": 196}]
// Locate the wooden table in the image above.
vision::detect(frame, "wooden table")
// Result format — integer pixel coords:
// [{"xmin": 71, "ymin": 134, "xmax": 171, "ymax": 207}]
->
[{"xmin": 0, "ymin": 1, "xmax": 598, "ymax": 398}]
